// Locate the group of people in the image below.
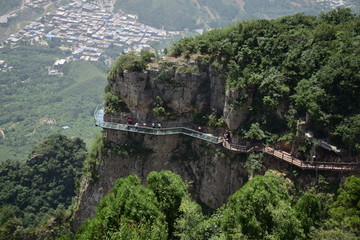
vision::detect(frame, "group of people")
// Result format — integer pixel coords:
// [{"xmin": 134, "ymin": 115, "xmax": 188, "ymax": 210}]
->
[
  {"xmin": 127, "ymin": 117, "xmax": 162, "ymax": 129},
  {"xmin": 127, "ymin": 117, "xmax": 232, "ymax": 141}
]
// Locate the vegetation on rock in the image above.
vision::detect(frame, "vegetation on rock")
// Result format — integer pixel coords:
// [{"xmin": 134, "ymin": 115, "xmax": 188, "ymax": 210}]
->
[
  {"xmin": 108, "ymin": 50, "xmax": 154, "ymax": 81},
  {"xmin": 169, "ymin": 9, "xmax": 360, "ymax": 152},
  {"xmin": 74, "ymin": 171, "xmax": 360, "ymax": 240}
]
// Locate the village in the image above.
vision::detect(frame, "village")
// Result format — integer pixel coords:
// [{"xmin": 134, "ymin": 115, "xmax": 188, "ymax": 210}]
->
[
  {"xmin": 4, "ymin": 0, "xmax": 182, "ymax": 64},
  {"xmin": 0, "ymin": 0, "xmax": 352, "ymax": 75}
]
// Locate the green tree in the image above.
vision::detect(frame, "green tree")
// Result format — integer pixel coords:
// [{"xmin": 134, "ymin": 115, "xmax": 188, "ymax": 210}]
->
[
  {"xmin": 222, "ymin": 173, "xmax": 303, "ymax": 239},
  {"xmin": 259, "ymin": 68, "xmax": 290, "ymax": 107},
  {"xmin": 108, "ymin": 52, "xmax": 149, "ymax": 80},
  {"xmin": 292, "ymin": 78, "xmax": 325, "ymax": 118},
  {"xmin": 147, "ymin": 170, "xmax": 187, "ymax": 239},
  {"xmin": 0, "ymin": 134, "xmax": 86, "ymax": 238},
  {"xmin": 140, "ymin": 49, "xmax": 155, "ymax": 63},
  {"xmin": 75, "ymin": 174, "xmax": 167, "ymax": 240},
  {"xmin": 310, "ymin": 227, "xmax": 357, "ymax": 240},
  {"xmin": 328, "ymin": 176, "xmax": 360, "ymax": 234},
  {"xmin": 244, "ymin": 153, "xmax": 263, "ymax": 179},
  {"xmin": 0, "ymin": 205, "xmax": 23, "ymax": 240},
  {"xmin": 335, "ymin": 114, "xmax": 360, "ymax": 152},
  {"xmin": 244, "ymin": 122, "xmax": 266, "ymax": 141},
  {"xmin": 174, "ymin": 197, "xmax": 205, "ymax": 240},
  {"xmin": 295, "ymin": 193, "xmax": 322, "ymax": 237},
  {"xmin": 319, "ymin": 8, "xmax": 355, "ymax": 25}
]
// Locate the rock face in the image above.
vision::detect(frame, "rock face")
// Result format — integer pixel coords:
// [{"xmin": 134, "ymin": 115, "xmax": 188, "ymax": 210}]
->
[
  {"xmin": 73, "ymin": 129, "xmax": 247, "ymax": 228},
  {"xmin": 108, "ymin": 57, "xmax": 227, "ymax": 126},
  {"xmin": 73, "ymin": 56, "xmax": 254, "ymax": 228},
  {"xmin": 224, "ymin": 88, "xmax": 254, "ymax": 131}
]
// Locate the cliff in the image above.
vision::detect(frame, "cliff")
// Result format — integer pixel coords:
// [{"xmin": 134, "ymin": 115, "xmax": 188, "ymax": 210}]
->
[
  {"xmin": 74, "ymin": 56, "xmax": 249, "ymax": 227},
  {"xmin": 73, "ymin": 54, "xmax": 357, "ymax": 228}
]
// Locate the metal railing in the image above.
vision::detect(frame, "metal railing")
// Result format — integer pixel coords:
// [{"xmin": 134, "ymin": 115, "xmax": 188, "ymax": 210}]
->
[
  {"xmin": 94, "ymin": 107, "xmax": 219, "ymax": 143},
  {"xmin": 94, "ymin": 106, "xmax": 359, "ymax": 172}
]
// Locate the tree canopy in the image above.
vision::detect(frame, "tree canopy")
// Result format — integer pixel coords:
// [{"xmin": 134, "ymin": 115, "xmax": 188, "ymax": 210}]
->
[
  {"xmin": 169, "ymin": 9, "xmax": 360, "ymax": 150},
  {"xmin": 75, "ymin": 170, "xmax": 189, "ymax": 240},
  {"xmin": 0, "ymin": 134, "xmax": 86, "ymax": 237}
]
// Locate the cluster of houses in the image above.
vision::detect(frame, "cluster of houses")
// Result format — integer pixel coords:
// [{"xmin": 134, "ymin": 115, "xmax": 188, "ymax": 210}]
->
[
  {"xmin": 315, "ymin": 0, "xmax": 347, "ymax": 8},
  {"xmin": 4, "ymin": 0, "xmax": 181, "ymax": 62},
  {"xmin": 0, "ymin": 60, "xmax": 13, "ymax": 72},
  {"xmin": 24, "ymin": 0, "xmax": 51, "ymax": 8}
]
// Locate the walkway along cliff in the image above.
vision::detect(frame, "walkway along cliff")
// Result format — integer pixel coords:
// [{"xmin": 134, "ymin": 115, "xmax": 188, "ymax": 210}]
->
[
  {"xmin": 73, "ymin": 55, "xmax": 359, "ymax": 229},
  {"xmin": 95, "ymin": 107, "xmax": 359, "ymax": 172}
]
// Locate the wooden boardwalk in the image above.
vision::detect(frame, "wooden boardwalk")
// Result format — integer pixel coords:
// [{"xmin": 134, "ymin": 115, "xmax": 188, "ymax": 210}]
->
[
  {"xmin": 95, "ymin": 107, "xmax": 359, "ymax": 172},
  {"xmin": 222, "ymin": 141, "xmax": 357, "ymax": 171}
]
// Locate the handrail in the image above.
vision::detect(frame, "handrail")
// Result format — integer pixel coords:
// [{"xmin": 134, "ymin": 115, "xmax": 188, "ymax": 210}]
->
[
  {"xmin": 95, "ymin": 108, "xmax": 219, "ymax": 143},
  {"xmin": 94, "ymin": 107, "xmax": 359, "ymax": 172},
  {"xmin": 302, "ymin": 161, "xmax": 358, "ymax": 166}
]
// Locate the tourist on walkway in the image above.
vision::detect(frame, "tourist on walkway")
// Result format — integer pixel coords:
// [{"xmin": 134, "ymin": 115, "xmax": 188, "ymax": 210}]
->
[
  {"xmin": 224, "ymin": 132, "xmax": 230, "ymax": 141},
  {"xmin": 127, "ymin": 116, "xmax": 133, "ymax": 125}
]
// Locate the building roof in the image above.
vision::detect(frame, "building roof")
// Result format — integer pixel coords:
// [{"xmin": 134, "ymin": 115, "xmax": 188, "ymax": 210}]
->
[{"xmin": 54, "ymin": 59, "xmax": 66, "ymax": 65}]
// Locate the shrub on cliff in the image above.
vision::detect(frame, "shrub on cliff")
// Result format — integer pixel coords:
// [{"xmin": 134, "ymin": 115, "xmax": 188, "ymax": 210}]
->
[{"xmin": 108, "ymin": 50, "xmax": 154, "ymax": 80}]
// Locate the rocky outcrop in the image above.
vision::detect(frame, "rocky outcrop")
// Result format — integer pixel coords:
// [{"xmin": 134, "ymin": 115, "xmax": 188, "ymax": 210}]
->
[
  {"xmin": 73, "ymin": 129, "xmax": 247, "ymax": 229},
  {"xmin": 224, "ymin": 88, "xmax": 254, "ymax": 131},
  {"xmin": 108, "ymin": 57, "xmax": 230, "ymax": 127},
  {"xmin": 74, "ymin": 56, "xmax": 257, "ymax": 227},
  {"xmin": 74, "ymin": 56, "xmax": 258, "ymax": 227},
  {"xmin": 73, "ymin": 55, "xmax": 360, "ymax": 229}
]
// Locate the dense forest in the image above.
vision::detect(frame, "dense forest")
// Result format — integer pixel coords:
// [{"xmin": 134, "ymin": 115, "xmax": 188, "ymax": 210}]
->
[
  {"xmin": 0, "ymin": 134, "xmax": 86, "ymax": 239},
  {"xmin": 74, "ymin": 171, "xmax": 359, "ymax": 239},
  {"xmin": 167, "ymin": 8, "xmax": 360, "ymax": 154}
]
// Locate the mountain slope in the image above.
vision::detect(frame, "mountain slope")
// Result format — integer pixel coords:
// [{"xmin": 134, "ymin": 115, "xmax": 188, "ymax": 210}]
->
[{"xmin": 112, "ymin": 0, "xmax": 356, "ymax": 30}]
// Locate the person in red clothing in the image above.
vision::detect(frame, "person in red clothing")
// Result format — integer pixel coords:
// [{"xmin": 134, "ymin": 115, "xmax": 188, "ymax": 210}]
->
[
  {"xmin": 127, "ymin": 117, "xmax": 133, "ymax": 125},
  {"xmin": 223, "ymin": 132, "xmax": 231, "ymax": 141}
]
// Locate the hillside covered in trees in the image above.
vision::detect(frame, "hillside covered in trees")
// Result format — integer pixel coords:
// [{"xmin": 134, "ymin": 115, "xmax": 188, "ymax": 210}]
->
[
  {"xmin": 0, "ymin": 45, "xmax": 105, "ymax": 161},
  {"xmin": 0, "ymin": 134, "xmax": 86, "ymax": 239},
  {"xmin": 166, "ymin": 8, "xmax": 360, "ymax": 154},
  {"xmin": 113, "ymin": 0, "xmax": 353, "ymax": 30},
  {"xmin": 75, "ymin": 171, "xmax": 359, "ymax": 239}
]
